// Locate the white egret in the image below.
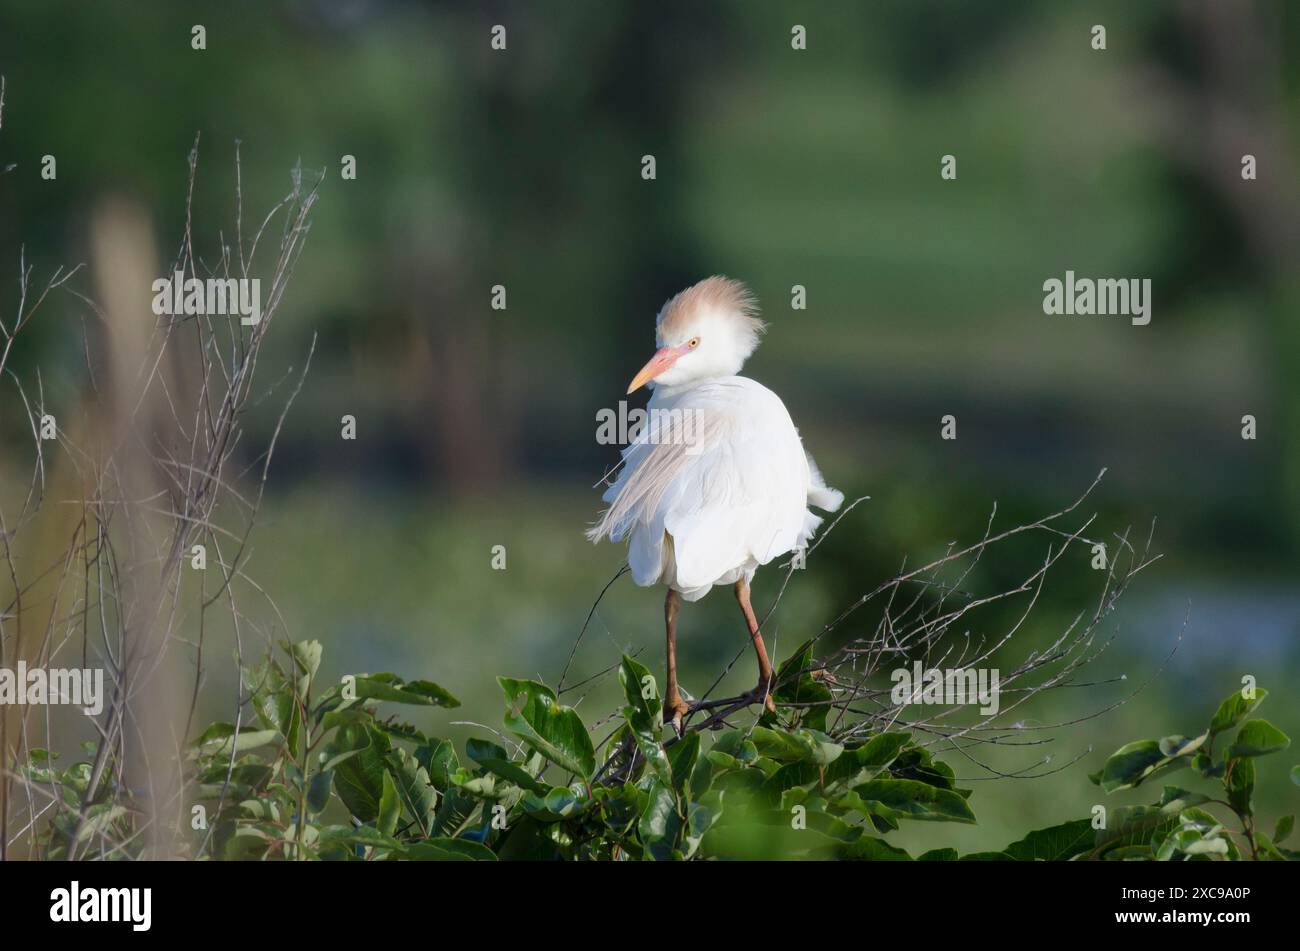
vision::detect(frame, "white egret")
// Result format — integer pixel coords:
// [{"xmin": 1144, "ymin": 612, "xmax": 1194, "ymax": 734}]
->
[{"xmin": 589, "ymin": 276, "xmax": 843, "ymax": 731}]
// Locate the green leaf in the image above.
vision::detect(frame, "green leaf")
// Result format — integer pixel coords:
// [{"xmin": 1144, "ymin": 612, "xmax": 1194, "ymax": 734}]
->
[
  {"xmin": 1001, "ymin": 818, "xmax": 1094, "ymax": 861},
  {"xmin": 667, "ymin": 731, "xmax": 700, "ymax": 799},
  {"xmin": 465, "ymin": 737, "xmax": 509, "ymax": 765},
  {"xmin": 317, "ymin": 707, "xmax": 373, "ymax": 735},
  {"xmin": 750, "ymin": 726, "xmax": 842, "ymax": 766},
  {"xmin": 1227, "ymin": 756, "xmax": 1255, "ymax": 815},
  {"xmin": 1098, "ymin": 739, "xmax": 1191, "ymax": 792},
  {"xmin": 1098, "ymin": 739, "xmax": 1163, "ymax": 792},
  {"xmin": 1158, "ymin": 733, "xmax": 1207, "ymax": 758},
  {"xmin": 618, "ymin": 655, "xmax": 671, "ymax": 785},
  {"xmin": 405, "ymin": 837, "xmax": 497, "ymax": 861},
  {"xmin": 1272, "ymin": 815, "xmax": 1293, "ymax": 845},
  {"xmin": 1158, "ymin": 786, "xmax": 1210, "ymax": 812},
  {"xmin": 1209, "ymin": 687, "xmax": 1268, "ymax": 736},
  {"xmin": 196, "ymin": 761, "xmax": 273, "ymax": 798},
  {"xmin": 683, "ymin": 796, "xmax": 717, "ymax": 860},
  {"xmin": 251, "ymin": 660, "xmax": 303, "ymax": 757},
  {"xmin": 597, "ymin": 783, "xmax": 649, "ymax": 839},
  {"xmin": 824, "ymin": 732, "xmax": 910, "ymax": 790},
  {"xmin": 843, "ymin": 778, "xmax": 976, "ymax": 824},
  {"xmin": 1191, "ymin": 752, "xmax": 1222, "ymax": 779},
  {"xmin": 856, "ymin": 732, "xmax": 913, "ymax": 768},
  {"xmin": 222, "ymin": 824, "xmax": 275, "ymax": 860},
  {"xmin": 522, "ymin": 784, "xmax": 593, "ymax": 819},
  {"xmin": 466, "ymin": 738, "xmax": 547, "ymax": 794},
  {"xmin": 888, "ymin": 745, "xmax": 961, "ymax": 792},
  {"xmin": 918, "ymin": 848, "xmax": 959, "ymax": 861},
  {"xmin": 1226, "ymin": 719, "xmax": 1291, "ymax": 758},
  {"xmin": 306, "ymin": 770, "xmax": 334, "ymax": 813},
  {"xmin": 1291, "ymin": 765, "xmax": 1300, "ymax": 787},
  {"xmin": 331, "ymin": 726, "xmax": 390, "ymax": 822},
  {"xmin": 387, "ymin": 746, "xmax": 437, "ymax": 834},
  {"xmin": 638, "ymin": 779, "xmax": 683, "ymax": 861},
  {"xmin": 773, "ymin": 639, "xmax": 834, "ymax": 730},
  {"xmin": 193, "ymin": 722, "xmax": 237, "ymax": 746},
  {"xmin": 618, "ymin": 655, "xmax": 662, "ymax": 723},
  {"xmin": 495, "ymin": 816, "xmax": 563, "ymax": 861},
  {"xmin": 498, "ymin": 677, "xmax": 596, "ymax": 779},
  {"xmin": 288, "ymin": 640, "xmax": 323, "ymax": 692},
  {"xmin": 352, "ymin": 673, "xmax": 460, "ymax": 708},
  {"xmin": 378, "ymin": 771, "xmax": 400, "ymax": 836},
  {"xmin": 839, "ymin": 836, "xmax": 913, "ymax": 860},
  {"xmin": 749, "ymin": 726, "xmax": 810, "ymax": 762},
  {"xmin": 1094, "ymin": 805, "xmax": 1179, "ymax": 858},
  {"xmin": 418, "ymin": 739, "xmax": 459, "ymax": 791},
  {"xmin": 317, "ymin": 824, "xmax": 402, "ymax": 856},
  {"xmin": 373, "ymin": 720, "xmax": 427, "ymax": 745},
  {"xmin": 1255, "ymin": 832, "xmax": 1287, "ymax": 861},
  {"xmin": 711, "ymin": 730, "xmax": 759, "ymax": 764},
  {"xmin": 202, "ymin": 728, "xmax": 281, "ymax": 758},
  {"xmin": 431, "ymin": 786, "xmax": 477, "ymax": 838},
  {"xmin": 1155, "ymin": 811, "xmax": 1231, "ymax": 860},
  {"xmin": 765, "ymin": 760, "xmax": 821, "ymax": 795},
  {"xmin": 449, "ymin": 768, "xmax": 497, "ymax": 799}
]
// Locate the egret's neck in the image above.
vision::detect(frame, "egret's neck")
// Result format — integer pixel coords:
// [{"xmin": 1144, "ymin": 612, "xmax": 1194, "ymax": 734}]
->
[
  {"xmin": 651, "ymin": 377, "xmax": 709, "ymax": 402},
  {"xmin": 650, "ymin": 373, "xmax": 739, "ymax": 404}
]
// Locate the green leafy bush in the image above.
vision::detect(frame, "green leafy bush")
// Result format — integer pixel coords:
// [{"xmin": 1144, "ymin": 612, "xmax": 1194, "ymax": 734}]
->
[
  {"xmin": 1081, "ymin": 685, "xmax": 1296, "ymax": 861},
  {"xmin": 23, "ymin": 641, "xmax": 1295, "ymax": 861}
]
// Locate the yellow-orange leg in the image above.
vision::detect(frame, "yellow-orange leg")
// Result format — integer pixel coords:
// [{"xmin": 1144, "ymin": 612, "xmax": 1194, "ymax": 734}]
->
[
  {"xmin": 735, "ymin": 579, "xmax": 778, "ymax": 713},
  {"xmin": 664, "ymin": 588, "xmax": 690, "ymax": 731}
]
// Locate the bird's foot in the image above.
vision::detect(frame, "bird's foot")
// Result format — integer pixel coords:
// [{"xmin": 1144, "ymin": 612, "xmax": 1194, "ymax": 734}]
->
[
  {"xmin": 744, "ymin": 678, "xmax": 778, "ymax": 715},
  {"xmin": 665, "ymin": 694, "xmax": 692, "ymax": 736}
]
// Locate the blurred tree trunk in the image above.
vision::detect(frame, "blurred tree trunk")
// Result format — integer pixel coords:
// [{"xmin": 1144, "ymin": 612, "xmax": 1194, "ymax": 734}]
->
[{"xmin": 87, "ymin": 197, "xmax": 188, "ymax": 859}]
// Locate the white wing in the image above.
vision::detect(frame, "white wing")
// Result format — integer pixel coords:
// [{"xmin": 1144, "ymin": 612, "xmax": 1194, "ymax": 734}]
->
[{"xmin": 590, "ymin": 377, "xmax": 836, "ymax": 596}]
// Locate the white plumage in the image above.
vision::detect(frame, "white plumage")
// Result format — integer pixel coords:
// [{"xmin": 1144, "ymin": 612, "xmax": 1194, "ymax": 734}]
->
[
  {"xmin": 589, "ymin": 276, "xmax": 842, "ymax": 729},
  {"xmin": 594, "ymin": 376, "xmax": 841, "ymax": 600}
]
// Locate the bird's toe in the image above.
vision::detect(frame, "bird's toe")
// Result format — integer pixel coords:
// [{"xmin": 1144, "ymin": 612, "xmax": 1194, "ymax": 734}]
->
[
  {"xmin": 665, "ymin": 696, "xmax": 691, "ymax": 735},
  {"xmin": 744, "ymin": 681, "xmax": 778, "ymax": 715}
]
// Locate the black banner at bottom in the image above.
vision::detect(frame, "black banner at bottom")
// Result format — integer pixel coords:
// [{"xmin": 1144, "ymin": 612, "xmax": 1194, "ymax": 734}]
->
[{"xmin": 0, "ymin": 857, "xmax": 1281, "ymax": 938}]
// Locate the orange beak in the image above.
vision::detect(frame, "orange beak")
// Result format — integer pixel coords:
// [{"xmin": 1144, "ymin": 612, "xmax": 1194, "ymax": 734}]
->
[{"xmin": 627, "ymin": 345, "xmax": 685, "ymax": 394}]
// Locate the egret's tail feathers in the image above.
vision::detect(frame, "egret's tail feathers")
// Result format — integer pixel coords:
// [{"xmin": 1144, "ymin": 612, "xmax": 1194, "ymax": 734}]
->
[
  {"xmin": 804, "ymin": 450, "xmax": 843, "ymax": 511},
  {"xmin": 809, "ymin": 484, "xmax": 844, "ymax": 512}
]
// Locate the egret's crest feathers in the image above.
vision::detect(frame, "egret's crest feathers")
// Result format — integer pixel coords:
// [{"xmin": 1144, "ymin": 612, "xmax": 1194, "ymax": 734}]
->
[{"xmin": 656, "ymin": 275, "xmax": 766, "ymax": 360}]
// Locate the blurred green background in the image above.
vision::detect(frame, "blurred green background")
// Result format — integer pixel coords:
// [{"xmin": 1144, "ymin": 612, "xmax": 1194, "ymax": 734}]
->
[{"xmin": 1, "ymin": 0, "xmax": 1298, "ymax": 853}]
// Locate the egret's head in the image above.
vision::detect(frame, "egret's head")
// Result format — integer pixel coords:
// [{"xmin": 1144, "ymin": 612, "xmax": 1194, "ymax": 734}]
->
[{"xmin": 626, "ymin": 276, "xmax": 766, "ymax": 393}]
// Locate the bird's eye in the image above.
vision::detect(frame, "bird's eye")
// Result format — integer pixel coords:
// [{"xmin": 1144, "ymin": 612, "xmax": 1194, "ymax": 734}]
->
[{"xmin": 688, "ymin": 337, "xmax": 700, "ymax": 349}]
